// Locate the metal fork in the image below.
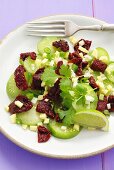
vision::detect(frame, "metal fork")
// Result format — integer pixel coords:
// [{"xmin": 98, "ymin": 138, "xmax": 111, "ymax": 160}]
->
[{"xmin": 27, "ymin": 20, "xmax": 114, "ymax": 37}]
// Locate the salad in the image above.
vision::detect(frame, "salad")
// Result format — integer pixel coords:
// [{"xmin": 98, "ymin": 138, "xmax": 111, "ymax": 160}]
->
[{"xmin": 5, "ymin": 36, "xmax": 114, "ymax": 143}]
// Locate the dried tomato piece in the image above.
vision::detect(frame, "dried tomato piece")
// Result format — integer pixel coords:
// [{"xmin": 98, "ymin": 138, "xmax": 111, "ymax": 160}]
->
[
  {"xmin": 108, "ymin": 103, "xmax": 114, "ymax": 112},
  {"xmin": 68, "ymin": 51, "xmax": 81, "ymax": 59},
  {"xmin": 76, "ymin": 63, "xmax": 83, "ymax": 76},
  {"xmin": 90, "ymin": 59, "xmax": 107, "ymax": 73},
  {"xmin": 32, "ymin": 68, "xmax": 44, "ymax": 90},
  {"xmin": 46, "ymin": 79, "xmax": 61, "ymax": 102},
  {"xmin": 82, "ymin": 61, "xmax": 88, "ymax": 69},
  {"xmin": 89, "ymin": 76, "xmax": 99, "ymax": 90},
  {"xmin": 96, "ymin": 96, "xmax": 107, "ymax": 112},
  {"xmin": 36, "ymin": 100, "xmax": 55, "ymax": 119},
  {"xmin": 20, "ymin": 52, "xmax": 37, "ymax": 61},
  {"xmin": 9, "ymin": 95, "xmax": 33, "ymax": 114},
  {"xmin": 53, "ymin": 40, "xmax": 69, "ymax": 52},
  {"xmin": 55, "ymin": 61, "xmax": 63, "ymax": 75},
  {"xmin": 74, "ymin": 39, "xmax": 92, "ymax": 55},
  {"xmin": 38, "ymin": 126, "xmax": 51, "ymax": 143},
  {"xmin": 14, "ymin": 65, "xmax": 28, "ymax": 90},
  {"xmin": 68, "ymin": 57, "xmax": 82, "ymax": 66},
  {"xmin": 108, "ymin": 95, "xmax": 114, "ymax": 103}
]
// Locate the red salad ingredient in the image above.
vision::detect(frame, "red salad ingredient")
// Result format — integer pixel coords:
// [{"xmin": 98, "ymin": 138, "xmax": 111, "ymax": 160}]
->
[
  {"xmin": 32, "ymin": 68, "xmax": 44, "ymax": 90},
  {"xmin": 55, "ymin": 61, "xmax": 63, "ymax": 75},
  {"xmin": 90, "ymin": 59, "xmax": 107, "ymax": 73},
  {"xmin": 9, "ymin": 95, "xmax": 33, "ymax": 114},
  {"xmin": 89, "ymin": 76, "xmax": 99, "ymax": 90},
  {"xmin": 74, "ymin": 39, "xmax": 92, "ymax": 55},
  {"xmin": 14, "ymin": 65, "xmax": 28, "ymax": 90},
  {"xmin": 36, "ymin": 100, "xmax": 55, "ymax": 119},
  {"xmin": 38, "ymin": 126, "xmax": 51, "ymax": 143},
  {"xmin": 53, "ymin": 40, "xmax": 69, "ymax": 52},
  {"xmin": 96, "ymin": 96, "xmax": 107, "ymax": 112},
  {"xmin": 20, "ymin": 52, "xmax": 37, "ymax": 61}
]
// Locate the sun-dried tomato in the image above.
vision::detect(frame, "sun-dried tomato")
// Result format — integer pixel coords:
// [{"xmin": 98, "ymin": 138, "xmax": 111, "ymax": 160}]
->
[
  {"xmin": 32, "ymin": 68, "xmax": 44, "ymax": 90},
  {"xmin": 53, "ymin": 40, "xmax": 69, "ymax": 52},
  {"xmin": 96, "ymin": 96, "xmax": 107, "ymax": 112},
  {"xmin": 76, "ymin": 63, "xmax": 83, "ymax": 76},
  {"xmin": 90, "ymin": 59, "xmax": 107, "ymax": 73},
  {"xmin": 36, "ymin": 100, "xmax": 55, "ymax": 119},
  {"xmin": 108, "ymin": 95, "xmax": 114, "ymax": 103},
  {"xmin": 82, "ymin": 61, "xmax": 88, "ymax": 69},
  {"xmin": 9, "ymin": 95, "xmax": 33, "ymax": 114},
  {"xmin": 89, "ymin": 76, "xmax": 99, "ymax": 90},
  {"xmin": 108, "ymin": 103, "xmax": 114, "ymax": 112},
  {"xmin": 46, "ymin": 79, "xmax": 61, "ymax": 102},
  {"xmin": 74, "ymin": 39, "xmax": 92, "ymax": 55},
  {"xmin": 38, "ymin": 126, "xmax": 51, "ymax": 143},
  {"xmin": 55, "ymin": 61, "xmax": 63, "ymax": 75},
  {"xmin": 68, "ymin": 57, "xmax": 82, "ymax": 66},
  {"xmin": 20, "ymin": 52, "xmax": 37, "ymax": 61},
  {"xmin": 14, "ymin": 65, "xmax": 28, "ymax": 90}
]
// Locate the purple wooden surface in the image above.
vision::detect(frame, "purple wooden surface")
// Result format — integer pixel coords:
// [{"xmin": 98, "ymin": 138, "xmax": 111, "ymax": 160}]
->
[
  {"xmin": 0, "ymin": 0, "xmax": 114, "ymax": 169},
  {"xmin": 0, "ymin": 0, "xmax": 92, "ymax": 39},
  {"xmin": 93, "ymin": 0, "xmax": 114, "ymax": 23},
  {"xmin": 93, "ymin": 0, "xmax": 114, "ymax": 169},
  {"xmin": 0, "ymin": 134, "xmax": 102, "ymax": 170}
]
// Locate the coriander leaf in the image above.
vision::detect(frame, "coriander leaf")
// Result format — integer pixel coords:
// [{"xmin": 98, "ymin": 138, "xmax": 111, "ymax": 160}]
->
[
  {"xmin": 41, "ymin": 67, "xmax": 59, "ymax": 87},
  {"xmin": 62, "ymin": 107, "xmax": 76, "ymax": 126},
  {"xmin": 74, "ymin": 84, "xmax": 87, "ymax": 96},
  {"xmin": 59, "ymin": 65, "xmax": 71, "ymax": 77},
  {"xmin": 60, "ymin": 78, "xmax": 72, "ymax": 92},
  {"xmin": 60, "ymin": 91, "xmax": 73, "ymax": 108}
]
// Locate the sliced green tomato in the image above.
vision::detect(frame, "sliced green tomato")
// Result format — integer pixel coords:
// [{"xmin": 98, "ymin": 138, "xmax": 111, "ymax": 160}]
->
[
  {"xmin": 37, "ymin": 37, "xmax": 58, "ymax": 54},
  {"xmin": 91, "ymin": 47, "xmax": 110, "ymax": 64},
  {"xmin": 6, "ymin": 74, "xmax": 21, "ymax": 100},
  {"xmin": 16, "ymin": 106, "xmax": 41, "ymax": 125},
  {"xmin": 105, "ymin": 63, "xmax": 114, "ymax": 83},
  {"xmin": 73, "ymin": 83, "xmax": 98, "ymax": 111},
  {"xmin": 24, "ymin": 57, "xmax": 38, "ymax": 74},
  {"xmin": 48, "ymin": 121, "xmax": 80, "ymax": 139},
  {"xmin": 73, "ymin": 109, "xmax": 109, "ymax": 131}
]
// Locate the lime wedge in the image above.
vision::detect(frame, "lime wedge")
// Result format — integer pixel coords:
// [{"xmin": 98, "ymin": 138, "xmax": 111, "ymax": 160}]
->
[{"xmin": 74, "ymin": 109, "xmax": 109, "ymax": 131}]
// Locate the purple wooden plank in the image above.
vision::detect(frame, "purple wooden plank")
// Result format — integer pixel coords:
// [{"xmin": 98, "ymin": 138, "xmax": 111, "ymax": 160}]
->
[
  {"xmin": 93, "ymin": 0, "xmax": 114, "ymax": 170},
  {"xmin": 0, "ymin": 133, "xmax": 102, "ymax": 170},
  {"xmin": 101, "ymin": 150, "xmax": 114, "ymax": 170},
  {"xmin": 0, "ymin": 0, "xmax": 92, "ymax": 39},
  {"xmin": 93, "ymin": 0, "xmax": 114, "ymax": 23},
  {"xmin": 0, "ymin": 0, "xmax": 102, "ymax": 170}
]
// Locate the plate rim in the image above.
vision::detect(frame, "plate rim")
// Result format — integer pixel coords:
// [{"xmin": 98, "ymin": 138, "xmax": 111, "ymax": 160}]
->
[{"xmin": 1, "ymin": 14, "xmax": 114, "ymax": 159}]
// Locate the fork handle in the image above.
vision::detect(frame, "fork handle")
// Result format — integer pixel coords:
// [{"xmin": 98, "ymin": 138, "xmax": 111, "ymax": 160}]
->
[
  {"xmin": 102, "ymin": 24, "xmax": 114, "ymax": 31},
  {"xmin": 79, "ymin": 25, "xmax": 102, "ymax": 31}
]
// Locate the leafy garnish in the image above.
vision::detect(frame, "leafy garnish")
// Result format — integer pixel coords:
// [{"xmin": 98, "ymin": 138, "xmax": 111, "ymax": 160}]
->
[
  {"xmin": 59, "ymin": 65, "xmax": 71, "ymax": 77},
  {"xmin": 59, "ymin": 107, "xmax": 76, "ymax": 126},
  {"xmin": 41, "ymin": 67, "xmax": 59, "ymax": 87},
  {"xmin": 60, "ymin": 78, "xmax": 72, "ymax": 92}
]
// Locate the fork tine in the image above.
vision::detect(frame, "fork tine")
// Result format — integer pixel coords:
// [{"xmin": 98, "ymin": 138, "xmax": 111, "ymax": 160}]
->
[
  {"xmin": 27, "ymin": 33, "xmax": 65, "ymax": 37},
  {"xmin": 27, "ymin": 20, "xmax": 65, "ymax": 25},
  {"xmin": 27, "ymin": 25, "xmax": 65, "ymax": 29},
  {"xmin": 27, "ymin": 29, "xmax": 65, "ymax": 33}
]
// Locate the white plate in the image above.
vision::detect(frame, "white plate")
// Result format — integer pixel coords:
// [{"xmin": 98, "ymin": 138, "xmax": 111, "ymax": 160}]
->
[{"xmin": 0, "ymin": 15, "xmax": 114, "ymax": 159}]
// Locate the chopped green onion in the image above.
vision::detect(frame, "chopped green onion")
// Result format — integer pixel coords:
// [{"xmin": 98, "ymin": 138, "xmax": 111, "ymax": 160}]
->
[
  {"xmin": 60, "ymin": 52, "xmax": 69, "ymax": 59},
  {"xmin": 26, "ymin": 93, "xmax": 34, "ymax": 100},
  {"xmin": 44, "ymin": 47, "xmax": 51, "ymax": 54},
  {"xmin": 16, "ymin": 118, "xmax": 22, "ymax": 124},
  {"xmin": 99, "ymin": 94, "xmax": 104, "ymax": 100}
]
